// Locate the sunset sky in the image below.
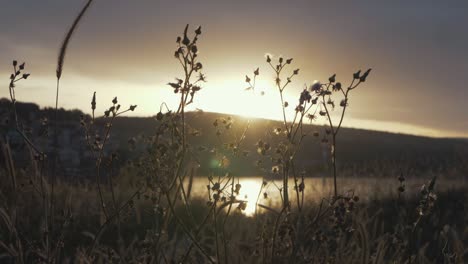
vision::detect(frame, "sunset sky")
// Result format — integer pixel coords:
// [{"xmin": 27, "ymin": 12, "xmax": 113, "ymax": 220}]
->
[{"xmin": 1, "ymin": 0, "xmax": 467, "ymax": 138}]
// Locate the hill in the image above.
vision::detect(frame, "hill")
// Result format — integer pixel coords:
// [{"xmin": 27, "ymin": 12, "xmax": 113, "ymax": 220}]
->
[{"xmin": 1, "ymin": 99, "xmax": 467, "ymax": 179}]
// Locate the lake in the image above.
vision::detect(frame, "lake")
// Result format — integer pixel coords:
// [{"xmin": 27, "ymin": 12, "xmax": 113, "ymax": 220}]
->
[{"xmin": 187, "ymin": 176, "xmax": 466, "ymax": 216}]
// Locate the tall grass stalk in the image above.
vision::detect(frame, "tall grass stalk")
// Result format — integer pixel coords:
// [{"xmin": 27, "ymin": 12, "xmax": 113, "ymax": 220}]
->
[{"xmin": 52, "ymin": 0, "xmax": 94, "ymax": 248}]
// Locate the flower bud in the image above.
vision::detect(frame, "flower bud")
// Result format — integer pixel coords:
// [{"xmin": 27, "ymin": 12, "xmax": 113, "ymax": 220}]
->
[
  {"xmin": 353, "ymin": 70, "xmax": 361, "ymax": 80},
  {"xmin": 156, "ymin": 111, "xmax": 163, "ymax": 120},
  {"xmin": 310, "ymin": 81, "xmax": 321, "ymax": 92},
  {"xmin": 191, "ymin": 45, "xmax": 198, "ymax": 54},
  {"xmin": 334, "ymin": 82, "xmax": 342, "ymax": 91},
  {"xmin": 359, "ymin": 68, "xmax": 371, "ymax": 82}
]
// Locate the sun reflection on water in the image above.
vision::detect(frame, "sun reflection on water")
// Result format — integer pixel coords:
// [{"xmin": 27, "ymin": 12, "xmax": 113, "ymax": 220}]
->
[{"xmin": 235, "ymin": 178, "xmax": 263, "ymax": 216}]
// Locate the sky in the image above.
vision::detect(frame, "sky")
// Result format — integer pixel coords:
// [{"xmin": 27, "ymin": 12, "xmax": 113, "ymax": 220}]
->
[{"xmin": 1, "ymin": 0, "xmax": 467, "ymax": 138}]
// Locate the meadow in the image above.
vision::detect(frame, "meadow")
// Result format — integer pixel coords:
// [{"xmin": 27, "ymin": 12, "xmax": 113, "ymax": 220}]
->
[{"xmin": 1, "ymin": 1, "xmax": 468, "ymax": 263}]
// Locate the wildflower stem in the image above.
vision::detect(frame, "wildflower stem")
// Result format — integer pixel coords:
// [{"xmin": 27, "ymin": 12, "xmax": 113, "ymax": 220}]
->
[{"xmin": 164, "ymin": 192, "xmax": 215, "ymax": 264}]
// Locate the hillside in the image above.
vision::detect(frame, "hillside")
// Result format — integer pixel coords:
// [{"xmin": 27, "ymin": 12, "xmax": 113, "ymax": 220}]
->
[{"xmin": 1, "ymin": 99, "xmax": 467, "ymax": 179}]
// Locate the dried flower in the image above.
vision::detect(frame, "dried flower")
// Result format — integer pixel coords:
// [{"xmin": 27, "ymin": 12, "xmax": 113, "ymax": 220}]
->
[
  {"xmin": 299, "ymin": 89, "xmax": 311, "ymax": 105},
  {"xmin": 310, "ymin": 81, "xmax": 321, "ymax": 92},
  {"xmin": 360, "ymin": 68, "xmax": 372, "ymax": 82},
  {"xmin": 191, "ymin": 45, "xmax": 198, "ymax": 54},
  {"xmin": 182, "ymin": 24, "xmax": 190, "ymax": 46},
  {"xmin": 340, "ymin": 99, "xmax": 347, "ymax": 107},
  {"xmin": 333, "ymin": 82, "xmax": 342, "ymax": 91},
  {"xmin": 353, "ymin": 70, "xmax": 361, "ymax": 80},
  {"xmin": 195, "ymin": 25, "xmax": 202, "ymax": 35}
]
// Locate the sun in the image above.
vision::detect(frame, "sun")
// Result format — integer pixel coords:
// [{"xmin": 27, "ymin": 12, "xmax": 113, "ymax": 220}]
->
[{"xmin": 194, "ymin": 78, "xmax": 290, "ymax": 121}]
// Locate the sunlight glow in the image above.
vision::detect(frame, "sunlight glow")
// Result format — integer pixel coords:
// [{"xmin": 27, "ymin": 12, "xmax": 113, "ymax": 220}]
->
[
  {"xmin": 236, "ymin": 178, "xmax": 262, "ymax": 216},
  {"xmin": 194, "ymin": 78, "xmax": 292, "ymax": 120}
]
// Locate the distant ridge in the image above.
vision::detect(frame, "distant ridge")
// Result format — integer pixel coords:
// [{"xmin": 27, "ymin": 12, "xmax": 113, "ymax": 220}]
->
[{"xmin": 2, "ymin": 99, "xmax": 467, "ymax": 178}]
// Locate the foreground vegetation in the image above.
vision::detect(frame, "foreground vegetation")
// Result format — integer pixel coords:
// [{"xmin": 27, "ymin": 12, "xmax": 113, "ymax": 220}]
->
[{"xmin": 1, "ymin": 1, "xmax": 467, "ymax": 263}]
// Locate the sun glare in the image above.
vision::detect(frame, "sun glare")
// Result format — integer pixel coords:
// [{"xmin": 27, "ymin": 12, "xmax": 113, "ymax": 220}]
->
[
  {"xmin": 236, "ymin": 178, "xmax": 262, "ymax": 216},
  {"xmin": 196, "ymin": 78, "xmax": 289, "ymax": 120}
]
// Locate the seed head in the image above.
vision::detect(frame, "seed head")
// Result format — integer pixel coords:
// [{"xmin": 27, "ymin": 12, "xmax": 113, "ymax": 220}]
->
[
  {"xmin": 235, "ymin": 183, "xmax": 241, "ymax": 194},
  {"xmin": 156, "ymin": 112, "xmax": 164, "ymax": 121},
  {"xmin": 398, "ymin": 185, "xmax": 405, "ymax": 193},
  {"xmin": 310, "ymin": 81, "xmax": 321, "ymax": 92},
  {"xmin": 254, "ymin": 67, "xmax": 259, "ymax": 76},
  {"xmin": 353, "ymin": 70, "xmax": 361, "ymax": 80},
  {"xmin": 195, "ymin": 26, "xmax": 202, "ymax": 35},
  {"xmin": 191, "ymin": 45, "xmax": 198, "ymax": 54},
  {"xmin": 91, "ymin": 92, "xmax": 96, "ymax": 110},
  {"xmin": 182, "ymin": 24, "xmax": 190, "ymax": 46},
  {"xmin": 398, "ymin": 174, "xmax": 405, "ymax": 182},
  {"xmin": 334, "ymin": 82, "xmax": 342, "ymax": 91},
  {"xmin": 359, "ymin": 68, "xmax": 372, "ymax": 82},
  {"xmin": 340, "ymin": 99, "xmax": 347, "ymax": 107}
]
